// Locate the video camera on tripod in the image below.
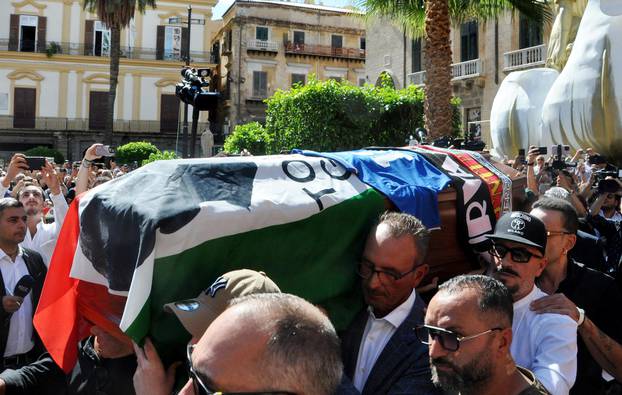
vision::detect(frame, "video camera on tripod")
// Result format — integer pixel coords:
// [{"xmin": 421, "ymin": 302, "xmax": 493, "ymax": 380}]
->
[{"xmin": 175, "ymin": 67, "xmax": 219, "ymax": 111}]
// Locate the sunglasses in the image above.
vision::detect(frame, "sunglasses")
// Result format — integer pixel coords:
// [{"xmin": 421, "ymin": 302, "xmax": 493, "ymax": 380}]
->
[
  {"xmin": 415, "ymin": 325, "xmax": 502, "ymax": 352},
  {"xmin": 186, "ymin": 344, "xmax": 295, "ymax": 395},
  {"xmin": 489, "ymin": 244, "xmax": 543, "ymax": 263}
]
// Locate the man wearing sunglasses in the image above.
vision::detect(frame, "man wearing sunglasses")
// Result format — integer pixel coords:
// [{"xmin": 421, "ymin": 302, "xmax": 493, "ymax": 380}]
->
[
  {"xmin": 179, "ymin": 293, "xmax": 342, "ymax": 395},
  {"xmin": 488, "ymin": 211, "xmax": 577, "ymax": 395},
  {"xmin": 422, "ymin": 274, "xmax": 550, "ymax": 395},
  {"xmin": 530, "ymin": 198, "xmax": 622, "ymax": 394},
  {"xmin": 340, "ymin": 211, "xmax": 439, "ymax": 394}
]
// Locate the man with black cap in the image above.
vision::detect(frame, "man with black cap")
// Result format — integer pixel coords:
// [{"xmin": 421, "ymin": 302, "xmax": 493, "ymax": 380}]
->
[
  {"xmin": 488, "ymin": 211, "xmax": 577, "ymax": 395},
  {"xmin": 132, "ymin": 269, "xmax": 280, "ymax": 395}
]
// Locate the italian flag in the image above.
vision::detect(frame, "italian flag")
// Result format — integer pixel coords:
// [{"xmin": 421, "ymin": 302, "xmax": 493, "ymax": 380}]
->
[{"xmin": 34, "ymin": 154, "xmax": 386, "ymax": 371}]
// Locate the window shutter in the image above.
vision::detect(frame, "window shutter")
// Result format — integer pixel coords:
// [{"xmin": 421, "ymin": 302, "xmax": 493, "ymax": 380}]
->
[
  {"xmin": 156, "ymin": 25, "xmax": 165, "ymax": 60},
  {"xmin": 9, "ymin": 15, "xmax": 19, "ymax": 51},
  {"xmin": 37, "ymin": 16, "xmax": 46, "ymax": 52},
  {"xmin": 181, "ymin": 27, "xmax": 189, "ymax": 61},
  {"xmin": 85, "ymin": 20, "xmax": 94, "ymax": 55}
]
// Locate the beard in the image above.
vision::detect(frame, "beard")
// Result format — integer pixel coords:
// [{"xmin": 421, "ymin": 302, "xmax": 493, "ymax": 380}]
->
[
  {"xmin": 24, "ymin": 205, "xmax": 40, "ymax": 216},
  {"xmin": 491, "ymin": 268, "xmax": 520, "ymax": 297},
  {"xmin": 430, "ymin": 350, "xmax": 493, "ymax": 394}
]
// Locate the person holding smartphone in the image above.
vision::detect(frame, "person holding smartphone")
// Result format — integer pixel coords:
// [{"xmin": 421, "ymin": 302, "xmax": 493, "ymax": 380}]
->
[{"xmin": 0, "ymin": 154, "xmax": 68, "ymax": 267}]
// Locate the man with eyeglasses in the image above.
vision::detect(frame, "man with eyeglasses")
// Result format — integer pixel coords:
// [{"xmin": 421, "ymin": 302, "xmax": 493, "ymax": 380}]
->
[
  {"xmin": 488, "ymin": 211, "xmax": 577, "ymax": 395},
  {"xmin": 529, "ymin": 197, "xmax": 622, "ymax": 394},
  {"xmin": 178, "ymin": 293, "xmax": 342, "ymax": 395},
  {"xmin": 340, "ymin": 211, "xmax": 439, "ymax": 394},
  {"xmin": 421, "ymin": 274, "xmax": 550, "ymax": 395}
]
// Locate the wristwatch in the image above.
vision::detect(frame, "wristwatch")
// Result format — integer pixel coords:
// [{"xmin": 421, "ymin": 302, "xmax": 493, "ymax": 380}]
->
[{"xmin": 576, "ymin": 307, "xmax": 585, "ymax": 326}]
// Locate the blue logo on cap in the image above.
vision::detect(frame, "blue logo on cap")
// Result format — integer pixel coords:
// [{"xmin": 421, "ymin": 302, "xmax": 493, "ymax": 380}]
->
[{"xmin": 205, "ymin": 276, "xmax": 228, "ymax": 297}]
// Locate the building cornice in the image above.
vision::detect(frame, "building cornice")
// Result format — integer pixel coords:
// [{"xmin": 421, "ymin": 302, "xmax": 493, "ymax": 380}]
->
[{"xmin": 0, "ymin": 51, "xmax": 215, "ymax": 69}]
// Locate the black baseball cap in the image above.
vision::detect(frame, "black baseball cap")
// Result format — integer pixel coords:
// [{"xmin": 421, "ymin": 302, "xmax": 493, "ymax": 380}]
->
[{"xmin": 486, "ymin": 211, "xmax": 547, "ymax": 255}]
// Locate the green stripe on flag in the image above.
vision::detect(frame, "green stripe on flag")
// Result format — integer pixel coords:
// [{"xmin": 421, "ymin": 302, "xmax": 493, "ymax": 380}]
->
[{"xmin": 126, "ymin": 188, "xmax": 386, "ymax": 362}]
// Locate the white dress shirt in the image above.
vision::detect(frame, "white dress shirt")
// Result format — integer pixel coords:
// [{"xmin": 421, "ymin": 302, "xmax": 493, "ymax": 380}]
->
[
  {"xmin": 511, "ymin": 285, "xmax": 577, "ymax": 395},
  {"xmin": 353, "ymin": 289, "xmax": 417, "ymax": 392},
  {"xmin": 0, "ymin": 248, "xmax": 34, "ymax": 357},
  {"xmin": 0, "ymin": 183, "xmax": 69, "ymax": 267}
]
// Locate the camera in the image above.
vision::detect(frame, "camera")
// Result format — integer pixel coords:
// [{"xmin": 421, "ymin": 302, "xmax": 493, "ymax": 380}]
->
[
  {"xmin": 550, "ymin": 144, "xmax": 575, "ymax": 171},
  {"xmin": 176, "ymin": 67, "xmax": 220, "ymax": 111}
]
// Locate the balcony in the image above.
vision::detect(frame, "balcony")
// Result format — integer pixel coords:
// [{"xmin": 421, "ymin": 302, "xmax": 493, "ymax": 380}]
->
[
  {"xmin": 284, "ymin": 42, "xmax": 365, "ymax": 60},
  {"xmin": 407, "ymin": 71, "xmax": 426, "ymax": 86},
  {"xmin": 406, "ymin": 59, "xmax": 483, "ymax": 86},
  {"xmin": 0, "ymin": 116, "xmax": 209, "ymax": 134},
  {"xmin": 0, "ymin": 38, "xmax": 217, "ymax": 63},
  {"xmin": 247, "ymin": 39, "xmax": 279, "ymax": 52},
  {"xmin": 452, "ymin": 59, "xmax": 482, "ymax": 80},
  {"xmin": 503, "ymin": 44, "xmax": 546, "ymax": 72}
]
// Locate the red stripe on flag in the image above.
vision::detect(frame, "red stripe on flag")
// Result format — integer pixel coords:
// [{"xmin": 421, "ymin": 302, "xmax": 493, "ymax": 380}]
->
[{"xmin": 33, "ymin": 196, "xmax": 82, "ymax": 373}]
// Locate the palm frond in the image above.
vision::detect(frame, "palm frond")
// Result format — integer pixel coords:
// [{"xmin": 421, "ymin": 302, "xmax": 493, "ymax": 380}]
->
[
  {"xmin": 83, "ymin": 0, "xmax": 157, "ymax": 28},
  {"xmin": 359, "ymin": 0, "xmax": 552, "ymax": 35}
]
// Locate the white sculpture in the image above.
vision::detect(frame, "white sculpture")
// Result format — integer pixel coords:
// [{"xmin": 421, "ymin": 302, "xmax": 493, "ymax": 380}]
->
[{"xmin": 490, "ymin": 0, "xmax": 622, "ymax": 160}]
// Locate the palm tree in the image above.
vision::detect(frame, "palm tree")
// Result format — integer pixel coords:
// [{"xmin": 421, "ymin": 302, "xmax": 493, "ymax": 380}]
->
[
  {"xmin": 83, "ymin": 0, "xmax": 157, "ymax": 144},
  {"xmin": 360, "ymin": 0, "xmax": 550, "ymax": 139}
]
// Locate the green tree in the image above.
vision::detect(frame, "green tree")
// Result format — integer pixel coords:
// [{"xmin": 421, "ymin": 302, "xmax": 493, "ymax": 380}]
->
[
  {"xmin": 360, "ymin": 0, "xmax": 550, "ymax": 139},
  {"xmin": 142, "ymin": 150, "xmax": 179, "ymax": 166},
  {"xmin": 116, "ymin": 141, "xmax": 160, "ymax": 165},
  {"xmin": 223, "ymin": 122, "xmax": 272, "ymax": 155},
  {"xmin": 24, "ymin": 146, "xmax": 64, "ymax": 164},
  {"xmin": 225, "ymin": 78, "xmax": 460, "ymax": 153},
  {"xmin": 82, "ymin": 0, "xmax": 157, "ymax": 145}
]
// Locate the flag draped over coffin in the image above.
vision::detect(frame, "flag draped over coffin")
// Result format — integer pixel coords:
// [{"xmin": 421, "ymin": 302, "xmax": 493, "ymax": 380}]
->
[{"xmin": 33, "ymin": 149, "xmax": 498, "ymax": 372}]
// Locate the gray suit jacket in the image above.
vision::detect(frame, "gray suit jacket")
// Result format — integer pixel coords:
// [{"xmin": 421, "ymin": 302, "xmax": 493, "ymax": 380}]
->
[{"xmin": 340, "ymin": 294, "xmax": 440, "ymax": 395}]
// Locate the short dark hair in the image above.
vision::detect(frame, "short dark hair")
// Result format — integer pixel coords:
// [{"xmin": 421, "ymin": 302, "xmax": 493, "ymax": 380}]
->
[
  {"xmin": 532, "ymin": 197, "xmax": 579, "ymax": 234},
  {"xmin": 438, "ymin": 275, "xmax": 513, "ymax": 327},
  {"xmin": 229, "ymin": 293, "xmax": 342, "ymax": 395},
  {"xmin": 377, "ymin": 211, "xmax": 430, "ymax": 265},
  {"xmin": 0, "ymin": 198, "xmax": 23, "ymax": 217}
]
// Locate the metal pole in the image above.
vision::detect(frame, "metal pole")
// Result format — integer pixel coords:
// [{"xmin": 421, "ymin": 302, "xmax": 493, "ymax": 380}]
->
[
  {"xmin": 181, "ymin": 5, "xmax": 192, "ymax": 158},
  {"xmin": 191, "ymin": 106, "xmax": 199, "ymax": 158}
]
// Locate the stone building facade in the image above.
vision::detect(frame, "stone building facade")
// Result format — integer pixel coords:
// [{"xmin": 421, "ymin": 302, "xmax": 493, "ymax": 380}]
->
[
  {"xmin": 211, "ymin": 0, "xmax": 366, "ymax": 134},
  {"xmin": 0, "ymin": 0, "xmax": 219, "ymax": 161},
  {"xmin": 366, "ymin": 12, "xmax": 550, "ymax": 147}
]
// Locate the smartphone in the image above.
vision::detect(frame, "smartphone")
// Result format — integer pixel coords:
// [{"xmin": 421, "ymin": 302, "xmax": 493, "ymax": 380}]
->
[
  {"xmin": 95, "ymin": 145, "xmax": 115, "ymax": 157},
  {"xmin": 538, "ymin": 147, "xmax": 548, "ymax": 155},
  {"xmin": 518, "ymin": 149, "xmax": 526, "ymax": 157},
  {"xmin": 24, "ymin": 156, "xmax": 46, "ymax": 170}
]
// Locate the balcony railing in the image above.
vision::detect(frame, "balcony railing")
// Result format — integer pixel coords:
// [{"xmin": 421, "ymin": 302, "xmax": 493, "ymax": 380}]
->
[
  {"xmin": 0, "ymin": 39, "xmax": 217, "ymax": 63},
  {"xmin": 284, "ymin": 42, "xmax": 365, "ymax": 60},
  {"xmin": 503, "ymin": 44, "xmax": 546, "ymax": 72},
  {"xmin": 406, "ymin": 59, "xmax": 483, "ymax": 86},
  {"xmin": 247, "ymin": 39, "xmax": 279, "ymax": 52},
  {"xmin": 407, "ymin": 71, "xmax": 426, "ymax": 86},
  {"xmin": 0, "ymin": 116, "xmax": 209, "ymax": 134},
  {"xmin": 452, "ymin": 59, "xmax": 482, "ymax": 80}
]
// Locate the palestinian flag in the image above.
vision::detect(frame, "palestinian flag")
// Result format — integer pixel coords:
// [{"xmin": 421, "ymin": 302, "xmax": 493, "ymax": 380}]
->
[{"xmin": 34, "ymin": 154, "xmax": 387, "ymax": 371}]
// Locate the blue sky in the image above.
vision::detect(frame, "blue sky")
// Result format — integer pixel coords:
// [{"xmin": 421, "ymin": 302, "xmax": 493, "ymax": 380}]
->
[{"xmin": 212, "ymin": 0, "xmax": 356, "ymax": 19}]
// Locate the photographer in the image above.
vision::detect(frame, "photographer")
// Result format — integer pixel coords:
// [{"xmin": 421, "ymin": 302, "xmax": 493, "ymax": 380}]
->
[
  {"xmin": 0, "ymin": 154, "xmax": 68, "ymax": 266},
  {"xmin": 75, "ymin": 144, "xmax": 113, "ymax": 195},
  {"xmin": 588, "ymin": 178, "xmax": 622, "ymax": 277}
]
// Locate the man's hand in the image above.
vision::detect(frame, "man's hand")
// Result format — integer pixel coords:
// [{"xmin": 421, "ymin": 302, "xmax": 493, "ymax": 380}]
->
[
  {"xmin": 84, "ymin": 144, "xmax": 103, "ymax": 162},
  {"xmin": 41, "ymin": 161, "xmax": 60, "ymax": 196},
  {"xmin": 530, "ymin": 293, "xmax": 580, "ymax": 322},
  {"xmin": 2, "ymin": 296, "xmax": 24, "ymax": 313},
  {"xmin": 132, "ymin": 338, "xmax": 180, "ymax": 395},
  {"xmin": 2, "ymin": 154, "xmax": 28, "ymax": 188},
  {"xmin": 0, "ymin": 377, "xmax": 6, "ymax": 395},
  {"xmin": 527, "ymin": 145, "xmax": 539, "ymax": 164}
]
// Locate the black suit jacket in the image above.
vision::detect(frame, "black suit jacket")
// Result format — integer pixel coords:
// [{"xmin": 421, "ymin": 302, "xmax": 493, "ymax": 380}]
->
[
  {"xmin": 0, "ymin": 248, "xmax": 47, "ymax": 367},
  {"xmin": 340, "ymin": 294, "xmax": 440, "ymax": 395}
]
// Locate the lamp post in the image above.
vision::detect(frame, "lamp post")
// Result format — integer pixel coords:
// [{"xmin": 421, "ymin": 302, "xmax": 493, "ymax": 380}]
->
[{"xmin": 169, "ymin": 6, "xmax": 204, "ymax": 157}]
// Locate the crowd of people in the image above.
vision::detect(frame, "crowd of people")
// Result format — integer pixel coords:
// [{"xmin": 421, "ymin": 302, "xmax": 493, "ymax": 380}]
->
[{"xmin": 0, "ymin": 143, "xmax": 617, "ymax": 395}]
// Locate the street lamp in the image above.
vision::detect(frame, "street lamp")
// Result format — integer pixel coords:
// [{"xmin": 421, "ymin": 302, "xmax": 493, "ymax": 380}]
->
[{"xmin": 169, "ymin": 5, "xmax": 205, "ymax": 158}]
